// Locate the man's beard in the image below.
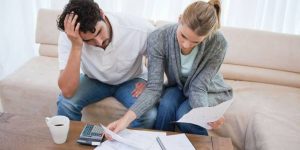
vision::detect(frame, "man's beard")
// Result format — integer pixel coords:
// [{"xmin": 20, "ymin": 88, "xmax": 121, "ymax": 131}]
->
[{"xmin": 97, "ymin": 39, "xmax": 110, "ymax": 49}]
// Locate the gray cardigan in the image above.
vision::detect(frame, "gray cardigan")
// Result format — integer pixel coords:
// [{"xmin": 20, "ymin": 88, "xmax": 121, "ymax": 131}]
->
[{"xmin": 130, "ymin": 24, "xmax": 233, "ymax": 118}]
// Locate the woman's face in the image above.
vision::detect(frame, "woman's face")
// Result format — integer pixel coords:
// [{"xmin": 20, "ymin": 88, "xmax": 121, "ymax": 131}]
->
[{"xmin": 176, "ymin": 22, "xmax": 205, "ymax": 53}]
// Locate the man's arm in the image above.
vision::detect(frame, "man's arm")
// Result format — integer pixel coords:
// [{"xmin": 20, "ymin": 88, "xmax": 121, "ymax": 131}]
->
[
  {"xmin": 58, "ymin": 13, "xmax": 83, "ymax": 98},
  {"xmin": 58, "ymin": 46, "xmax": 82, "ymax": 98}
]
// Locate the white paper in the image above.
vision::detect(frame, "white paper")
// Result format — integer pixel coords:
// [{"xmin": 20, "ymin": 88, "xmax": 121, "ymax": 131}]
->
[
  {"xmin": 177, "ymin": 100, "xmax": 233, "ymax": 129},
  {"xmin": 158, "ymin": 134, "xmax": 195, "ymax": 150},
  {"xmin": 100, "ymin": 125, "xmax": 144, "ymax": 149},
  {"xmin": 95, "ymin": 125, "xmax": 166, "ymax": 150}
]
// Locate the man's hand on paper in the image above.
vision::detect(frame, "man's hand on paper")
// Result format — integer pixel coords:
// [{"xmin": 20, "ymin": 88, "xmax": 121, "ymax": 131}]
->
[
  {"xmin": 131, "ymin": 82, "xmax": 146, "ymax": 97},
  {"xmin": 105, "ymin": 110, "xmax": 137, "ymax": 140},
  {"xmin": 208, "ymin": 116, "xmax": 225, "ymax": 129}
]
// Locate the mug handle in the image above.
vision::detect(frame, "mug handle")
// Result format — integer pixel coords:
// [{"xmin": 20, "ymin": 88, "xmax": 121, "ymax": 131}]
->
[{"xmin": 45, "ymin": 117, "xmax": 51, "ymax": 126}]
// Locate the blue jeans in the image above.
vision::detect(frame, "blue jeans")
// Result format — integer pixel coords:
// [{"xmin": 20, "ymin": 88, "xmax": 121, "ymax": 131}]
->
[
  {"xmin": 154, "ymin": 86, "xmax": 208, "ymax": 135},
  {"xmin": 57, "ymin": 74, "xmax": 157, "ymax": 129}
]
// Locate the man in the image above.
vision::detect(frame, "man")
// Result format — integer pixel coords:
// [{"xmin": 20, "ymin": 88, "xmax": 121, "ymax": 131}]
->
[{"xmin": 56, "ymin": 0, "xmax": 156, "ymax": 129}]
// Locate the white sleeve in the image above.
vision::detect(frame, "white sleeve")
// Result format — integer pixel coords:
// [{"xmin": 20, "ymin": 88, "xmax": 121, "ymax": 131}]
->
[{"xmin": 58, "ymin": 32, "xmax": 72, "ymax": 70}]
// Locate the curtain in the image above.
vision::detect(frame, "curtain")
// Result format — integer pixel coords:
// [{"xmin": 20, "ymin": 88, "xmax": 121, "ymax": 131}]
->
[
  {"xmin": 222, "ymin": 0, "xmax": 300, "ymax": 34},
  {"xmin": 0, "ymin": 0, "xmax": 50, "ymax": 80},
  {"xmin": 1, "ymin": 0, "xmax": 299, "ymax": 79},
  {"xmin": 94, "ymin": 0, "xmax": 300, "ymax": 34}
]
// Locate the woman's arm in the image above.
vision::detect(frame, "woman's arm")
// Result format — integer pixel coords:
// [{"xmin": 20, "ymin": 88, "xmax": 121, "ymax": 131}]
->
[
  {"xmin": 189, "ymin": 34, "xmax": 228, "ymax": 108},
  {"xmin": 106, "ymin": 31, "xmax": 166, "ymax": 134},
  {"xmin": 130, "ymin": 35, "xmax": 165, "ymax": 117}
]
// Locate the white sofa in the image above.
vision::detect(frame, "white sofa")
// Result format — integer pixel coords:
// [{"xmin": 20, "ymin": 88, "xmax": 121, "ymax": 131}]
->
[{"xmin": 1, "ymin": 9, "xmax": 300, "ymax": 150}]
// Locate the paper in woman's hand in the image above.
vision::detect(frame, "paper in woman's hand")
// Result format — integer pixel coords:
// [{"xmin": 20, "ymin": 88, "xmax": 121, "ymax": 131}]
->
[{"xmin": 176, "ymin": 100, "xmax": 233, "ymax": 129}]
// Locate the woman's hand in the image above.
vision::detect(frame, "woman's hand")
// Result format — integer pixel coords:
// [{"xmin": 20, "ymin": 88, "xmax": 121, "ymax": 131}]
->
[
  {"xmin": 208, "ymin": 116, "xmax": 225, "ymax": 129},
  {"xmin": 64, "ymin": 12, "xmax": 83, "ymax": 49},
  {"xmin": 105, "ymin": 110, "xmax": 137, "ymax": 140}
]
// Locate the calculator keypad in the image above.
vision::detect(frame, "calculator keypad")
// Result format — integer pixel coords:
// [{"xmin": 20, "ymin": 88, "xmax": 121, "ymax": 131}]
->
[{"xmin": 82, "ymin": 124, "xmax": 104, "ymax": 137}]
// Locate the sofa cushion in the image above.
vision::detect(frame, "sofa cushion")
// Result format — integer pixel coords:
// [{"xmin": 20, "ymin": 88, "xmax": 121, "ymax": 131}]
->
[
  {"xmin": 0, "ymin": 56, "xmax": 60, "ymax": 116},
  {"xmin": 221, "ymin": 64, "xmax": 300, "ymax": 88},
  {"xmin": 209, "ymin": 80, "xmax": 300, "ymax": 150},
  {"xmin": 0, "ymin": 56, "xmax": 128, "ymax": 122},
  {"xmin": 36, "ymin": 9, "xmax": 61, "ymax": 58},
  {"xmin": 36, "ymin": 9, "xmax": 60, "ymax": 46},
  {"xmin": 221, "ymin": 27, "xmax": 300, "ymax": 74},
  {"xmin": 39, "ymin": 44, "xmax": 58, "ymax": 58},
  {"xmin": 245, "ymin": 104, "xmax": 300, "ymax": 150}
]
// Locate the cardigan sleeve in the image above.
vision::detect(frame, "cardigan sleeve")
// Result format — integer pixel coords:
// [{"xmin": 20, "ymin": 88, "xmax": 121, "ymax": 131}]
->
[
  {"xmin": 130, "ymin": 30, "xmax": 165, "ymax": 118},
  {"xmin": 188, "ymin": 33, "xmax": 228, "ymax": 108}
]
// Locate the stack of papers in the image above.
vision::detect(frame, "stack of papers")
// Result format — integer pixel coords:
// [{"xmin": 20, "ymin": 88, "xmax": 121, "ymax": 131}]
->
[
  {"xmin": 95, "ymin": 125, "xmax": 195, "ymax": 150},
  {"xmin": 95, "ymin": 125, "xmax": 166, "ymax": 150},
  {"xmin": 177, "ymin": 100, "xmax": 233, "ymax": 129},
  {"xmin": 157, "ymin": 134, "xmax": 195, "ymax": 150}
]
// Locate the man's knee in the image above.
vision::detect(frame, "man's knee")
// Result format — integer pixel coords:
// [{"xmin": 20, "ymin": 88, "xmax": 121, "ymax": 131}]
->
[
  {"xmin": 57, "ymin": 94, "xmax": 74, "ymax": 108},
  {"xmin": 57, "ymin": 94, "xmax": 82, "ymax": 119}
]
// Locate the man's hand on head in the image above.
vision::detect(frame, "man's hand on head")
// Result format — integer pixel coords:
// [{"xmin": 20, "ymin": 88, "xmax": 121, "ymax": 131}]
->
[{"xmin": 64, "ymin": 12, "xmax": 83, "ymax": 49}]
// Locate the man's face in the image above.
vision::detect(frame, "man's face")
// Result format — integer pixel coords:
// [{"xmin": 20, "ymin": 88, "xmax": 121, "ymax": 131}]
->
[
  {"xmin": 176, "ymin": 23, "xmax": 205, "ymax": 52},
  {"xmin": 80, "ymin": 21, "xmax": 111, "ymax": 49}
]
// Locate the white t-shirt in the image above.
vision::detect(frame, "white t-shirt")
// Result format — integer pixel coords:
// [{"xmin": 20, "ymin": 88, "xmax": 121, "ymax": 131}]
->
[{"xmin": 58, "ymin": 12, "xmax": 154, "ymax": 85}]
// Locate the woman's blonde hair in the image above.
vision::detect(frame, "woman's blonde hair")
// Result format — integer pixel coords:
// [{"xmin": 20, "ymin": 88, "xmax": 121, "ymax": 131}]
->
[{"xmin": 182, "ymin": 0, "xmax": 221, "ymax": 37}]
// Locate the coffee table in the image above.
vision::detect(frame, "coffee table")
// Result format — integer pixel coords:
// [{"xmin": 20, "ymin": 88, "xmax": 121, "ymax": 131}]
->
[{"xmin": 0, "ymin": 113, "xmax": 233, "ymax": 150}]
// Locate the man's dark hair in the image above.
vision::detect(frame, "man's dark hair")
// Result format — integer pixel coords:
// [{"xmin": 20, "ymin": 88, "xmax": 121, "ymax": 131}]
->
[{"xmin": 57, "ymin": 0, "xmax": 103, "ymax": 33}]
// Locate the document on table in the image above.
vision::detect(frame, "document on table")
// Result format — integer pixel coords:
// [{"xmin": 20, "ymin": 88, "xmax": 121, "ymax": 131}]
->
[
  {"xmin": 177, "ymin": 100, "xmax": 233, "ymax": 129},
  {"xmin": 157, "ymin": 134, "xmax": 195, "ymax": 150},
  {"xmin": 94, "ymin": 125, "xmax": 166, "ymax": 150}
]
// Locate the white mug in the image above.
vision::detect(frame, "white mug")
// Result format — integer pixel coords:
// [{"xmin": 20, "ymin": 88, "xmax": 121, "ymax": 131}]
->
[{"xmin": 45, "ymin": 116, "xmax": 70, "ymax": 144}]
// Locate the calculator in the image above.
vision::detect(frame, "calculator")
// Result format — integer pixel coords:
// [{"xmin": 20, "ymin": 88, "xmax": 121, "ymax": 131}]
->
[{"xmin": 77, "ymin": 124, "xmax": 104, "ymax": 146}]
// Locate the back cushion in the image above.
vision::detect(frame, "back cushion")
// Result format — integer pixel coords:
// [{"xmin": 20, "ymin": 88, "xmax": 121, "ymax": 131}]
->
[
  {"xmin": 221, "ymin": 27, "xmax": 300, "ymax": 88},
  {"xmin": 36, "ymin": 12, "xmax": 300, "ymax": 87},
  {"xmin": 155, "ymin": 21, "xmax": 300, "ymax": 87},
  {"xmin": 36, "ymin": 9, "xmax": 61, "ymax": 57},
  {"xmin": 221, "ymin": 27, "xmax": 300, "ymax": 74}
]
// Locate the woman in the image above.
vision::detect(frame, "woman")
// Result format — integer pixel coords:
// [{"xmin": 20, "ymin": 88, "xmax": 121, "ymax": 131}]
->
[{"xmin": 106, "ymin": 0, "xmax": 233, "ymax": 136}]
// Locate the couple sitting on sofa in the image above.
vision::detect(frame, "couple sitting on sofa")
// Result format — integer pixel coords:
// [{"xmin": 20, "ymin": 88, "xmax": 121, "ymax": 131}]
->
[{"xmin": 57, "ymin": 0, "xmax": 232, "ymax": 136}]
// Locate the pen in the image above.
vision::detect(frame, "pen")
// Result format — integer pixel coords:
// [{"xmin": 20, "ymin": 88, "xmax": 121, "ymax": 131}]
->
[{"xmin": 156, "ymin": 137, "xmax": 166, "ymax": 150}]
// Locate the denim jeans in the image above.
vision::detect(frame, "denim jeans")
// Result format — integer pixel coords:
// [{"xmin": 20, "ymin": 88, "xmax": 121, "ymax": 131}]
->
[
  {"xmin": 154, "ymin": 86, "xmax": 208, "ymax": 135},
  {"xmin": 57, "ymin": 74, "xmax": 157, "ymax": 129}
]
